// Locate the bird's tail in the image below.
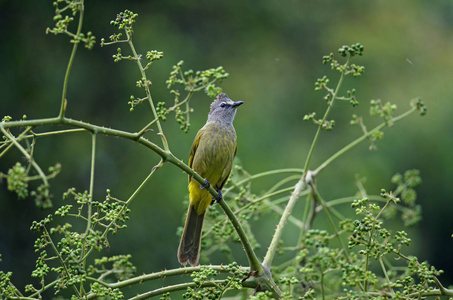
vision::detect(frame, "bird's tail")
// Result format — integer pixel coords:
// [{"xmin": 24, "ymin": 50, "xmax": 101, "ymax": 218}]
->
[{"xmin": 177, "ymin": 204, "xmax": 205, "ymax": 266}]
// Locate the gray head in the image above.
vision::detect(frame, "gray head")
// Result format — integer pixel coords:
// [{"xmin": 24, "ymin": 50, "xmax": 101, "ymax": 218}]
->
[{"xmin": 207, "ymin": 93, "xmax": 243, "ymax": 124}]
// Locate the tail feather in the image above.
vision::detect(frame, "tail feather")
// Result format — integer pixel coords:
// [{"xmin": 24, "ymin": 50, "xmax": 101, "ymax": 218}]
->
[{"xmin": 178, "ymin": 205, "xmax": 205, "ymax": 266}]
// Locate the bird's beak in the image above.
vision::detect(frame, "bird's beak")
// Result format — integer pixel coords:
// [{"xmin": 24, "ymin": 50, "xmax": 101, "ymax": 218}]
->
[{"xmin": 232, "ymin": 101, "xmax": 244, "ymax": 108}]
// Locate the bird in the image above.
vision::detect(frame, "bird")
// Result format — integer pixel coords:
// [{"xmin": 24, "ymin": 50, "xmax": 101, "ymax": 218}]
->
[{"xmin": 178, "ymin": 92, "xmax": 243, "ymax": 267}]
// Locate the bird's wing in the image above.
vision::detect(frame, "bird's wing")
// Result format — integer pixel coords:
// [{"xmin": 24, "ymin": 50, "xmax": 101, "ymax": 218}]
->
[{"xmin": 217, "ymin": 144, "xmax": 237, "ymax": 190}]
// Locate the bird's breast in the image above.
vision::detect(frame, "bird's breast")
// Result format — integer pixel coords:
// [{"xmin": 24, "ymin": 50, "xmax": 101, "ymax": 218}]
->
[{"xmin": 191, "ymin": 123, "xmax": 237, "ymax": 184}]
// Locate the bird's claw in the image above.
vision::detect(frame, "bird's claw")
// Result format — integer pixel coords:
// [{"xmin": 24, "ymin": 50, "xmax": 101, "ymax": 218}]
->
[
  {"xmin": 200, "ymin": 179, "xmax": 210, "ymax": 190},
  {"xmin": 211, "ymin": 190, "xmax": 223, "ymax": 205}
]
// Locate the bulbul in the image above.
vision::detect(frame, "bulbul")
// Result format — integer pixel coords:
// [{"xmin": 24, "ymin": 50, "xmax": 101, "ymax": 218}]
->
[{"xmin": 178, "ymin": 93, "xmax": 243, "ymax": 266}]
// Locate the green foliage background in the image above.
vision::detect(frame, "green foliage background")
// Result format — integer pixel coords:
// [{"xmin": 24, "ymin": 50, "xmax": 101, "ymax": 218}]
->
[{"xmin": 1, "ymin": 0, "xmax": 453, "ymax": 296}]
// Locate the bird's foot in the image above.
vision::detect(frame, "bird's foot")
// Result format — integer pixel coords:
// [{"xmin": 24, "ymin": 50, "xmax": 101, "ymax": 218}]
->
[
  {"xmin": 200, "ymin": 179, "xmax": 210, "ymax": 190},
  {"xmin": 211, "ymin": 190, "xmax": 223, "ymax": 205}
]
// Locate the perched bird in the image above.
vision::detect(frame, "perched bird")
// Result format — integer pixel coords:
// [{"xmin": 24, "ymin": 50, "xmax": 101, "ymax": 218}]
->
[{"xmin": 178, "ymin": 93, "xmax": 243, "ymax": 266}]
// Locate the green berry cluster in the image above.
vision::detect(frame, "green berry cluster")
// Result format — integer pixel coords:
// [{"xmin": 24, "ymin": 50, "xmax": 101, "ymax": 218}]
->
[
  {"xmin": 370, "ymin": 99, "xmax": 397, "ymax": 125},
  {"xmin": 156, "ymin": 102, "xmax": 168, "ymax": 120},
  {"xmin": 89, "ymin": 254, "xmax": 136, "ymax": 281},
  {"xmin": 338, "ymin": 43, "xmax": 364, "ymax": 57},
  {"xmin": 175, "ymin": 106, "xmax": 190, "ymax": 133},
  {"xmin": 344, "ymin": 185, "xmax": 442, "ymax": 298},
  {"xmin": 412, "ymin": 97, "xmax": 427, "ymax": 116},
  {"xmin": 0, "ymin": 264, "xmax": 19, "ymax": 298},
  {"xmin": 351, "ymin": 96, "xmax": 427, "ymax": 151},
  {"xmin": 101, "ymin": 10, "xmax": 139, "ymax": 46},
  {"xmin": 144, "ymin": 50, "xmax": 164, "ymax": 70},
  {"xmin": 110, "ymin": 10, "xmax": 138, "ymax": 37},
  {"xmin": 182, "ymin": 263, "xmax": 246, "ymax": 299},
  {"xmin": 1, "ymin": 115, "xmax": 12, "ymax": 122},
  {"xmin": 5, "ymin": 162, "xmax": 29, "ymax": 199},
  {"xmin": 22, "ymin": 188, "xmax": 132, "ymax": 297},
  {"xmin": 303, "ymin": 112, "xmax": 336, "ymax": 130},
  {"xmin": 47, "ymin": 1, "xmax": 96, "ymax": 49},
  {"xmin": 167, "ymin": 60, "xmax": 229, "ymax": 97},
  {"xmin": 128, "ymin": 95, "xmax": 147, "ymax": 112},
  {"xmin": 384, "ymin": 169, "xmax": 422, "ymax": 226},
  {"xmin": 305, "ymin": 43, "xmax": 366, "ymax": 132},
  {"xmin": 0, "ymin": 162, "xmax": 60, "ymax": 208},
  {"xmin": 323, "ymin": 43, "xmax": 365, "ymax": 77},
  {"xmin": 89, "ymin": 283, "xmax": 124, "ymax": 300}
]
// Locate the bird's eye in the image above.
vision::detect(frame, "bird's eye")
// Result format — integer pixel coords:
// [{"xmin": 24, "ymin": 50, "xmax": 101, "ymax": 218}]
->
[{"xmin": 220, "ymin": 102, "xmax": 227, "ymax": 107}]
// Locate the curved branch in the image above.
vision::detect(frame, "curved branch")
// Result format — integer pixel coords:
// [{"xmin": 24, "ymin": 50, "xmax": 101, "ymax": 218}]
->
[
  {"xmin": 85, "ymin": 265, "xmax": 252, "ymax": 299},
  {"xmin": 2, "ymin": 116, "xmax": 262, "ymax": 284}
]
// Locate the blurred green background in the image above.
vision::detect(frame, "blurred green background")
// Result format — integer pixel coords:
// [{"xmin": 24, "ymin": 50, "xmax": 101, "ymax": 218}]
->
[{"xmin": 1, "ymin": 0, "xmax": 453, "ymax": 297}]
